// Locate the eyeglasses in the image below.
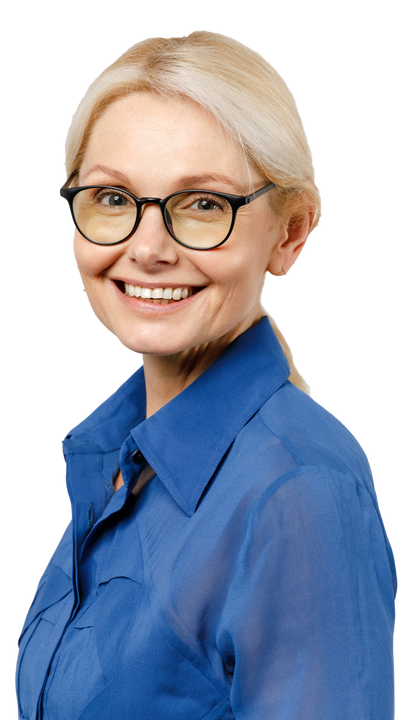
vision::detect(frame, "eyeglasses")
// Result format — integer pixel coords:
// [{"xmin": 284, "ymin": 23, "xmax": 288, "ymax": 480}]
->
[{"xmin": 60, "ymin": 182, "xmax": 276, "ymax": 250}]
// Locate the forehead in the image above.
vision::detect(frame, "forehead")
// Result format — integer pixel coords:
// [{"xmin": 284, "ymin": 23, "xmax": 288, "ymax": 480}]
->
[{"xmin": 80, "ymin": 93, "xmax": 256, "ymax": 193}]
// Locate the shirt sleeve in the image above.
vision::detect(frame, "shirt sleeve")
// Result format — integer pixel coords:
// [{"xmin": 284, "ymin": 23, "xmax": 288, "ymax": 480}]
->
[{"xmin": 216, "ymin": 467, "xmax": 395, "ymax": 720}]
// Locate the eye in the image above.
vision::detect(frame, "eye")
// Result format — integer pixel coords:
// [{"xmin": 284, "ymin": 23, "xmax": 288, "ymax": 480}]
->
[
  {"xmin": 165, "ymin": 191, "xmax": 230, "ymax": 223},
  {"xmin": 187, "ymin": 193, "xmax": 229, "ymax": 212},
  {"xmin": 191, "ymin": 198, "xmax": 221, "ymax": 211},
  {"xmin": 94, "ymin": 189, "xmax": 132, "ymax": 206}
]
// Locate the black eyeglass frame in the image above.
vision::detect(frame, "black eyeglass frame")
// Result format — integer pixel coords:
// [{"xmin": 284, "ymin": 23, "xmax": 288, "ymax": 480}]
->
[{"xmin": 60, "ymin": 182, "xmax": 276, "ymax": 250}]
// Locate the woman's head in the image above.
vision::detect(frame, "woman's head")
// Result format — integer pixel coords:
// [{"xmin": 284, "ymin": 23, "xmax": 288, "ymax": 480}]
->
[{"xmin": 66, "ymin": 32, "xmax": 318, "ymax": 391}]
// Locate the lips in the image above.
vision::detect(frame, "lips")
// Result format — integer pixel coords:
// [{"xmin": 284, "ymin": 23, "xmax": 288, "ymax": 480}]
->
[
  {"xmin": 114, "ymin": 281, "xmax": 203, "ymax": 305},
  {"xmin": 112, "ymin": 280, "xmax": 204, "ymax": 315}
]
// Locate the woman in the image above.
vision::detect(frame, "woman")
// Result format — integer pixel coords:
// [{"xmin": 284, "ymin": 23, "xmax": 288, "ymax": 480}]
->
[{"xmin": 16, "ymin": 32, "xmax": 396, "ymax": 720}]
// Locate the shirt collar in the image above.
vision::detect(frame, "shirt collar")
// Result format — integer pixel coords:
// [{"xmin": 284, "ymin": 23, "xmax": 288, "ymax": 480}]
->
[
  {"xmin": 64, "ymin": 316, "xmax": 290, "ymax": 517},
  {"xmin": 132, "ymin": 316, "xmax": 290, "ymax": 515}
]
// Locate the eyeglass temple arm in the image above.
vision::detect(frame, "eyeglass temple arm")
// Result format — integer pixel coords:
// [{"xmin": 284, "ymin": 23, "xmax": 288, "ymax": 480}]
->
[{"xmin": 245, "ymin": 182, "xmax": 276, "ymax": 204}]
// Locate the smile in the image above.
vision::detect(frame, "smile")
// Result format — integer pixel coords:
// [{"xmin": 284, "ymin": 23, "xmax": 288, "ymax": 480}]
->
[{"xmin": 122, "ymin": 283, "xmax": 201, "ymax": 304}]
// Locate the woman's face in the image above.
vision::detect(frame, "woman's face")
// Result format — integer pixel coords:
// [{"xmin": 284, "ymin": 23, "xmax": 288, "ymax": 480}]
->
[{"xmin": 75, "ymin": 93, "xmax": 287, "ymax": 357}]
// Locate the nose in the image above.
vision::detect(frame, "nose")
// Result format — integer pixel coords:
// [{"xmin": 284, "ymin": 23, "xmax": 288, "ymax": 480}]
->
[{"xmin": 126, "ymin": 200, "xmax": 179, "ymax": 269}]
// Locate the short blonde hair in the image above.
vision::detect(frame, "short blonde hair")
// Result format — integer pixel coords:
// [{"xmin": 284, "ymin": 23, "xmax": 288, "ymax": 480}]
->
[{"xmin": 65, "ymin": 31, "xmax": 319, "ymax": 393}]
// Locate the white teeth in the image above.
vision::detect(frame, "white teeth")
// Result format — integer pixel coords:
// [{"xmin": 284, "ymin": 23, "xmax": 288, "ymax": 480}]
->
[
  {"xmin": 130, "ymin": 284, "xmax": 137, "ymax": 297},
  {"xmin": 151, "ymin": 288, "xmax": 164, "ymax": 298},
  {"xmin": 123, "ymin": 284, "xmax": 192, "ymax": 302}
]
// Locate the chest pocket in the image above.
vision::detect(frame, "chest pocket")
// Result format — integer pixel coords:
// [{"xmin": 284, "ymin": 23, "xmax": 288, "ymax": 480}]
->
[
  {"xmin": 71, "ymin": 513, "xmax": 145, "ymax": 683},
  {"xmin": 19, "ymin": 523, "xmax": 74, "ymax": 648},
  {"xmin": 72, "ymin": 576, "xmax": 143, "ymax": 682},
  {"xmin": 18, "ymin": 563, "xmax": 73, "ymax": 645}
]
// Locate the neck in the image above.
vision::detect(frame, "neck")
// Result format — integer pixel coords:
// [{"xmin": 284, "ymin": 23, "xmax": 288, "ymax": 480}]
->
[{"xmin": 143, "ymin": 309, "xmax": 263, "ymax": 418}]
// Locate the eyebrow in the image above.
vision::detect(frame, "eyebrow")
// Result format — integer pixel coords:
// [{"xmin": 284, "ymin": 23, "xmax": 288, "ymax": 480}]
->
[
  {"xmin": 82, "ymin": 165, "xmax": 132, "ymax": 185},
  {"xmin": 81, "ymin": 165, "xmax": 248, "ymax": 195}
]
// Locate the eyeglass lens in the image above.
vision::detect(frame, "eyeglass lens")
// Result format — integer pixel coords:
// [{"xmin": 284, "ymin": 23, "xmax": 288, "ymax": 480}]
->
[{"xmin": 72, "ymin": 188, "xmax": 234, "ymax": 248}]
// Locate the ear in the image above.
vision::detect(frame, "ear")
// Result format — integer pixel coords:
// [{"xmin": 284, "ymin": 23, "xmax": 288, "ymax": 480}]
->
[{"xmin": 267, "ymin": 212, "xmax": 311, "ymax": 276}]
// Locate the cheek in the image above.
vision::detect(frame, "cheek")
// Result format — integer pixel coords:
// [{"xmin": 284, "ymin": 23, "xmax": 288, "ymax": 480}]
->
[
  {"xmin": 73, "ymin": 232, "xmax": 120, "ymax": 281},
  {"xmin": 73, "ymin": 232, "xmax": 95, "ymax": 278},
  {"xmin": 203, "ymin": 236, "xmax": 271, "ymax": 297}
]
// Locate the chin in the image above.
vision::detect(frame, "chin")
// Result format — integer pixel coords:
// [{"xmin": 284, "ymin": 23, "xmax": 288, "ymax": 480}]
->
[{"xmin": 114, "ymin": 326, "xmax": 199, "ymax": 358}]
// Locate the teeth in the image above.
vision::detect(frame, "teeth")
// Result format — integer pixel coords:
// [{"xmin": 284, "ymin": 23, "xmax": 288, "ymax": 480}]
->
[
  {"xmin": 151, "ymin": 288, "xmax": 164, "ymax": 298},
  {"xmin": 124, "ymin": 284, "xmax": 192, "ymax": 302}
]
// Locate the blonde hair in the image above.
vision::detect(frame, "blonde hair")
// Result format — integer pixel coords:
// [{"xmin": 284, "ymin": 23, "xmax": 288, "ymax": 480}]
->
[{"xmin": 65, "ymin": 31, "xmax": 319, "ymax": 393}]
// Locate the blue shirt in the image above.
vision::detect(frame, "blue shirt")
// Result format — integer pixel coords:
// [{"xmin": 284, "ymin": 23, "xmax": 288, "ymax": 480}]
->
[{"xmin": 16, "ymin": 317, "xmax": 396, "ymax": 720}]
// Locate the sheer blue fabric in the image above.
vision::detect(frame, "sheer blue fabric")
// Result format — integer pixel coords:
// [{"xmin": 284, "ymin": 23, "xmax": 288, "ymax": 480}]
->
[{"xmin": 16, "ymin": 317, "xmax": 396, "ymax": 720}]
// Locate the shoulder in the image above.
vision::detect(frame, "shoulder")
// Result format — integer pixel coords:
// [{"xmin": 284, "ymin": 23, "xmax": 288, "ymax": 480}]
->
[
  {"xmin": 217, "ymin": 380, "xmax": 379, "ymax": 522},
  {"xmin": 253, "ymin": 380, "xmax": 375, "ymax": 494}
]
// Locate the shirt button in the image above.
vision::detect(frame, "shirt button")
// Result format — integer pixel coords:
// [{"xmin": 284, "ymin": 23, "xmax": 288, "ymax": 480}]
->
[{"xmin": 132, "ymin": 449, "xmax": 145, "ymax": 464}]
